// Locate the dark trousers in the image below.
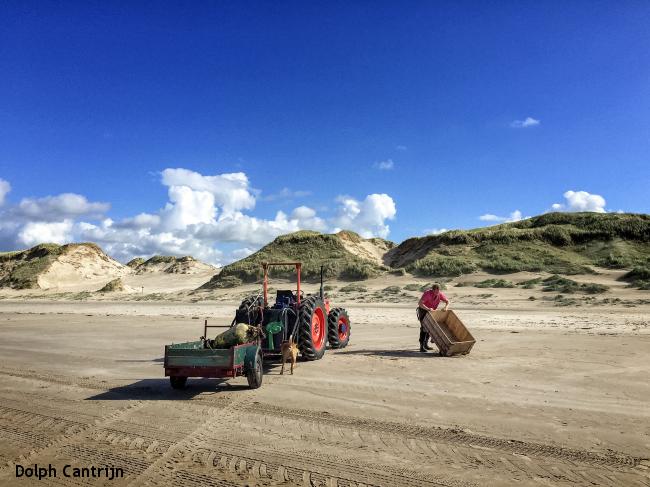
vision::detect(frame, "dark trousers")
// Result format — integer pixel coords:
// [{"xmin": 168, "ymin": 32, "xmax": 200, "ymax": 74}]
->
[{"xmin": 416, "ymin": 307, "xmax": 429, "ymax": 345}]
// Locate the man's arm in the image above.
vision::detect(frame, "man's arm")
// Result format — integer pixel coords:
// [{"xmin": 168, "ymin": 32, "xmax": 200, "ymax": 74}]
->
[
  {"xmin": 440, "ymin": 292, "xmax": 450, "ymax": 310},
  {"xmin": 418, "ymin": 296, "xmax": 431, "ymax": 311}
]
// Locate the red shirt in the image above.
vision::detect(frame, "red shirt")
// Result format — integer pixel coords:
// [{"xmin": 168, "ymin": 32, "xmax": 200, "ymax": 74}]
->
[{"xmin": 420, "ymin": 290, "xmax": 448, "ymax": 310}]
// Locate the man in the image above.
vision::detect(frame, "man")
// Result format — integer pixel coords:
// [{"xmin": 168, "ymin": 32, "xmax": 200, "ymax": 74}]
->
[{"xmin": 417, "ymin": 284, "xmax": 450, "ymax": 352}]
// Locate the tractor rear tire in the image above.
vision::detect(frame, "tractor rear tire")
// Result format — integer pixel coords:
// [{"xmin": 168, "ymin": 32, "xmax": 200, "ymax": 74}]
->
[
  {"xmin": 327, "ymin": 308, "xmax": 350, "ymax": 349},
  {"xmin": 237, "ymin": 295, "xmax": 263, "ymax": 326},
  {"xmin": 297, "ymin": 296, "xmax": 327, "ymax": 360},
  {"xmin": 170, "ymin": 376, "xmax": 187, "ymax": 390}
]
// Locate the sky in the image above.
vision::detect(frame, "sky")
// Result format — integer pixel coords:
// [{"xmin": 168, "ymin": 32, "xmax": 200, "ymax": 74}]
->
[{"xmin": 1, "ymin": 1, "xmax": 649, "ymax": 265}]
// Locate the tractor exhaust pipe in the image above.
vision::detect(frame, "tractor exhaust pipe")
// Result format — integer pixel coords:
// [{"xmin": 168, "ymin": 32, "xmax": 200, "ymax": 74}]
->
[{"xmin": 320, "ymin": 265, "xmax": 324, "ymax": 300}]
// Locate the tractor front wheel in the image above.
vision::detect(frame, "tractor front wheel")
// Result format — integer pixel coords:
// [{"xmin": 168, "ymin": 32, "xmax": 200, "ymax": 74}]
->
[
  {"xmin": 328, "ymin": 308, "xmax": 350, "ymax": 349},
  {"xmin": 298, "ymin": 296, "xmax": 327, "ymax": 360}
]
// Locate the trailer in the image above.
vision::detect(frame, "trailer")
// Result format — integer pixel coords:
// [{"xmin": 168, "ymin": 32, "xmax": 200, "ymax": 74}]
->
[
  {"xmin": 421, "ymin": 309, "xmax": 476, "ymax": 356},
  {"xmin": 164, "ymin": 321, "xmax": 263, "ymax": 389}
]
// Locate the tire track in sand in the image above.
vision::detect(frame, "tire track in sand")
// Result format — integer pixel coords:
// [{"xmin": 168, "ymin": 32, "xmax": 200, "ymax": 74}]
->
[
  {"xmin": 125, "ymin": 393, "xmax": 255, "ymax": 487},
  {"xmin": 237, "ymin": 402, "xmax": 644, "ymax": 469},
  {"xmin": 0, "ymin": 400, "xmax": 144, "ymax": 482},
  {"xmin": 187, "ymin": 441, "xmax": 473, "ymax": 487},
  {"xmin": 2, "ymin": 366, "xmax": 647, "ymax": 486}
]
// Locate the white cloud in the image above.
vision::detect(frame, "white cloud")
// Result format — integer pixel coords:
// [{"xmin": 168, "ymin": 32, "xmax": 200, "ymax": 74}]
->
[
  {"xmin": 396, "ymin": 145, "xmax": 407, "ymax": 151},
  {"xmin": 76, "ymin": 219, "xmax": 223, "ymax": 264},
  {"xmin": 0, "ymin": 169, "xmax": 398, "ymax": 266},
  {"xmin": 261, "ymin": 187, "xmax": 312, "ymax": 202},
  {"xmin": 18, "ymin": 220, "xmax": 74, "ymax": 246},
  {"xmin": 114, "ymin": 213, "xmax": 161, "ymax": 230},
  {"xmin": 374, "ymin": 159, "xmax": 394, "ymax": 171},
  {"xmin": 551, "ymin": 190, "xmax": 606, "ymax": 213},
  {"xmin": 479, "ymin": 190, "xmax": 609, "ymax": 227},
  {"xmin": 291, "ymin": 206, "xmax": 316, "ymax": 220},
  {"xmin": 510, "ymin": 117, "xmax": 540, "ymax": 128},
  {"xmin": 479, "ymin": 210, "xmax": 524, "ymax": 223},
  {"xmin": 161, "ymin": 185, "xmax": 216, "ymax": 230},
  {"xmin": 290, "ymin": 206, "xmax": 328, "ymax": 231},
  {"xmin": 332, "ymin": 193, "xmax": 396, "ymax": 238},
  {"xmin": 161, "ymin": 168, "xmax": 255, "ymax": 215},
  {"xmin": 15, "ymin": 193, "xmax": 110, "ymax": 221},
  {"xmin": 0, "ymin": 179, "xmax": 10, "ymax": 206},
  {"xmin": 425, "ymin": 228, "xmax": 448, "ymax": 235},
  {"xmin": 82, "ymin": 182, "xmax": 389, "ymax": 265},
  {"xmin": 191, "ymin": 208, "xmax": 326, "ymax": 247}
]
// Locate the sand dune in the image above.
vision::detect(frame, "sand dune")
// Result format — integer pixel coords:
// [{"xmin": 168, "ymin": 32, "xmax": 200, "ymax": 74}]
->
[{"xmin": 37, "ymin": 244, "xmax": 128, "ymax": 290}]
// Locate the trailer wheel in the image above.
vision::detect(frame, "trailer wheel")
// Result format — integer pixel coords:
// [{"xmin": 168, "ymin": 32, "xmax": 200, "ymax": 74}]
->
[
  {"xmin": 327, "ymin": 308, "xmax": 350, "ymax": 349},
  {"xmin": 170, "ymin": 376, "xmax": 187, "ymax": 389},
  {"xmin": 246, "ymin": 352, "xmax": 263, "ymax": 389},
  {"xmin": 298, "ymin": 296, "xmax": 327, "ymax": 360}
]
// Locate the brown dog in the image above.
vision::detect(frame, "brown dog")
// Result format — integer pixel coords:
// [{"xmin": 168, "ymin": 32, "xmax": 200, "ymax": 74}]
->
[{"xmin": 280, "ymin": 338, "xmax": 299, "ymax": 375}]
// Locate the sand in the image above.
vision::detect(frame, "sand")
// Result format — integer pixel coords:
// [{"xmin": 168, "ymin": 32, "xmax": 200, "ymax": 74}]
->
[
  {"xmin": 36, "ymin": 245, "xmax": 128, "ymax": 291},
  {"xmin": 0, "ymin": 286, "xmax": 649, "ymax": 486}
]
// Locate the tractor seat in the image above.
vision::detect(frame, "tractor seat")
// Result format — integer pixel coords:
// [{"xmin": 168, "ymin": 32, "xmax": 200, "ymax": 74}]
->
[{"xmin": 274, "ymin": 290, "xmax": 296, "ymax": 309}]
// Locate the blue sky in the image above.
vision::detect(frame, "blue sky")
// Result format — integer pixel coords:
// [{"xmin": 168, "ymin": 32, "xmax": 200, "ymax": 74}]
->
[{"xmin": 1, "ymin": 1, "xmax": 649, "ymax": 264}]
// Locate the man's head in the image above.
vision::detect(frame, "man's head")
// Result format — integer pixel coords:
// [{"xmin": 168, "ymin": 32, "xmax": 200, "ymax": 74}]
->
[{"xmin": 431, "ymin": 283, "xmax": 440, "ymax": 294}]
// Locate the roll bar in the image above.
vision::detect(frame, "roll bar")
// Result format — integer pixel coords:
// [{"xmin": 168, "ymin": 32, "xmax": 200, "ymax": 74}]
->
[{"xmin": 262, "ymin": 262, "xmax": 302, "ymax": 308}]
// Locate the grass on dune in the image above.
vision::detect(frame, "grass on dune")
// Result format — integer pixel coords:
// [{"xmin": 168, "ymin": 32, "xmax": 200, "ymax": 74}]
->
[
  {"xmin": 390, "ymin": 213, "xmax": 650, "ymax": 278},
  {"xmin": 339, "ymin": 283, "xmax": 368, "ymax": 293},
  {"xmin": 0, "ymin": 244, "xmax": 65, "ymax": 289},
  {"xmin": 96, "ymin": 278, "xmax": 124, "ymax": 293},
  {"xmin": 541, "ymin": 275, "xmax": 609, "ymax": 294},
  {"xmin": 202, "ymin": 231, "xmax": 388, "ymax": 287},
  {"xmin": 0, "ymin": 242, "xmax": 114, "ymax": 290},
  {"xmin": 474, "ymin": 279, "xmax": 516, "ymax": 288},
  {"xmin": 621, "ymin": 265, "xmax": 650, "ymax": 290}
]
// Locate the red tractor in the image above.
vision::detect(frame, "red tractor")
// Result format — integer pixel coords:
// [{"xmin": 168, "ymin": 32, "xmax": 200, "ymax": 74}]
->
[{"xmin": 234, "ymin": 262, "xmax": 350, "ymax": 360}]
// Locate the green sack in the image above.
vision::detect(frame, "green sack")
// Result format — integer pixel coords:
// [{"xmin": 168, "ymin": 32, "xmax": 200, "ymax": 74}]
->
[{"xmin": 213, "ymin": 323, "xmax": 250, "ymax": 349}]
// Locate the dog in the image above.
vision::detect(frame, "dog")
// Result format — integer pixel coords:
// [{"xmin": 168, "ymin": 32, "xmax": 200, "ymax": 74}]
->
[{"xmin": 280, "ymin": 337, "xmax": 299, "ymax": 375}]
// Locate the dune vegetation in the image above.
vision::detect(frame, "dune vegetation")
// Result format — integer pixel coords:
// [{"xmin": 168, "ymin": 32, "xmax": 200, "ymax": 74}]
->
[
  {"xmin": 2, "ymin": 213, "xmax": 649, "ymax": 292},
  {"xmin": 202, "ymin": 230, "xmax": 390, "ymax": 286},
  {"xmin": 0, "ymin": 243, "xmax": 110, "ymax": 289},
  {"xmin": 621, "ymin": 265, "xmax": 650, "ymax": 290},
  {"xmin": 387, "ymin": 212, "xmax": 650, "ymax": 277},
  {"xmin": 97, "ymin": 277, "xmax": 125, "ymax": 293}
]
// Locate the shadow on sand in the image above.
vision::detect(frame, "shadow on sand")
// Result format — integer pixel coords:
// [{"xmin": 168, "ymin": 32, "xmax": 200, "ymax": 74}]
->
[
  {"xmin": 337, "ymin": 348, "xmax": 445, "ymax": 358},
  {"xmin": 114, "ymin": 358, "xmax": 164, "ymax": 363},
  {"xmin": 85, "ymin": 378, "xmax": 247, "ymax": 400},
  {"xmin": 86, "ymin": 360, "xmax": 286, "ymax": 401}
]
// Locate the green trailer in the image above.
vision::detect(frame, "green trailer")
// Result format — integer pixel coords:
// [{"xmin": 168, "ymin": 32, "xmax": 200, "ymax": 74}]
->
[{"xmin": 164, "ymin": 336, "xmax": 263, "ymax": 390}]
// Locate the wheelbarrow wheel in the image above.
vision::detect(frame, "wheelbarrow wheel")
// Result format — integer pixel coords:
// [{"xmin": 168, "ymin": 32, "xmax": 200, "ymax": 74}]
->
[
  {"xmin": 247, "ymin": 352, "xmax": 263, "ymax": 389},
  {"xmin": 170, "ymin": 376, "xmax": 187, "ymax": 389}
]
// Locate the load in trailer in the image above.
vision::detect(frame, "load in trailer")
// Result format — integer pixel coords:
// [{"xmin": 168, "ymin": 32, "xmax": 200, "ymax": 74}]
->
[{"xmin": 236, "ymin": 262, "xmax": 351, "ymax": 360}]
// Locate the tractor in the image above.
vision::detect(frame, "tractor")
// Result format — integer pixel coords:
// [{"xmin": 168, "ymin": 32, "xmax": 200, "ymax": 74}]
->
[{"xmin": 234, "ymin": 262, "xmax": 350, "ymax": 360}]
